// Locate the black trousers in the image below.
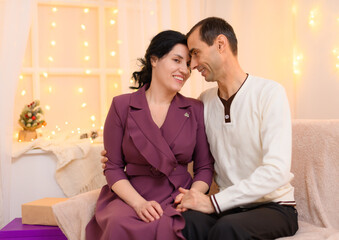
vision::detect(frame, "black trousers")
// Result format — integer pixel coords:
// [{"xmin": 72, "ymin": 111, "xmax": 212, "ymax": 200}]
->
[{"xmin": 182, "ymin": 202, "xmax": 298, "ymax": 240}]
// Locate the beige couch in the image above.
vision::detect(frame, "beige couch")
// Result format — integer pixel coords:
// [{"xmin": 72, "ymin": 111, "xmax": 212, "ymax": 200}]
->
[{"xmin": 52, "ymin": 120, "xmax": 339, "ymax": 240}]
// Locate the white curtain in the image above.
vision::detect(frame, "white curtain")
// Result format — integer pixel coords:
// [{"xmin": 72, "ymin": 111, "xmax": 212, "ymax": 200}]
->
[
  {"xmin": 0, "ymin": 0, "xmax": 35, "ymax": 227},
  {"xmin": 203, "ymin": 0, "xmax": 339, "ymax": 118},
  {"xmin": 116, "ymin": 0, "xmax": 209, "ymax": 98}
]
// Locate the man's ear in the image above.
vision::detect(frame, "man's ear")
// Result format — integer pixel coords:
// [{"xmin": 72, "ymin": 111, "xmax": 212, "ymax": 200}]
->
[
  {"xmin": 150, "ymin": 56, "xmax": 158, "ymax": 67},
  {"xmin": 215, "ymin": 34, "xmax": 228, "ymax": 53}
]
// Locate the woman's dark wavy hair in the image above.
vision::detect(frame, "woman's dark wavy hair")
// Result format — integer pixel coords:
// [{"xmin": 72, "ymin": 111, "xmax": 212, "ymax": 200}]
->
[{"xmin": 131, "ymin": 30, "xmax": 187, "ymax": 89}]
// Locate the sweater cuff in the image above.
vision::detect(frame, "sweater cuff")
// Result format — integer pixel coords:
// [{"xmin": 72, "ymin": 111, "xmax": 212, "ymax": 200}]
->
[{"xmin": 210, "ymin": 194, "xmax": 221, "ymax": 214}]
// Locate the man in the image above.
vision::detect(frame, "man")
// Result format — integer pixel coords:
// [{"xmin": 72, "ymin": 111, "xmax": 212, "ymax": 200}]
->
[
  {"xmin": 175, "ymin": 17, "xmax": 298, "ymax": 239},
  {"xmin": 102, "ymin": 17, "xmax": 298, "ymax": 239}
]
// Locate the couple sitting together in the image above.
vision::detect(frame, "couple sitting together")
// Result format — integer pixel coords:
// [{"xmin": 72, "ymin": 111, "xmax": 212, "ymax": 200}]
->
[{"xmin": 85, "ymin": 17, "xmax": 298, "ymax": 240}]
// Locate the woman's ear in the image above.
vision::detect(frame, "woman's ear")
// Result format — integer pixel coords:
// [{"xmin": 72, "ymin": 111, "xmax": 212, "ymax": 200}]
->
[{"xmin": 150, "ymin": 56, "xmax": 158, "ymax": 67}]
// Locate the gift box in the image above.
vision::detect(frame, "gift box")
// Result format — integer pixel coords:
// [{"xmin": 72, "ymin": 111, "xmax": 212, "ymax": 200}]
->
[
  {"xmin": 22, "ymin": 198, "xmax": 68, "ymax": 226},
  {"xmin": 0, "ymin": 218, "xmax": 67, "ymax": 240}
]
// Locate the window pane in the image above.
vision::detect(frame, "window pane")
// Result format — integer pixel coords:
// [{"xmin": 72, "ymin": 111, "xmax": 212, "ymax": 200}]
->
[
  {"xmin": 13, "ymin": 75, "xmax": 34, "ymax": 133},
  {"xmin": 40, "ymin": 75, "xmax": 101, "ymax": 135},
  {"xmin": 38, "ymin": 5, "xmax": 99, "ymax": 68}
]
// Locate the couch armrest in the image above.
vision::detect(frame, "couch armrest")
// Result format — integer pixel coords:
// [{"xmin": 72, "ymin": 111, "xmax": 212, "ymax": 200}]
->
[{"xmin": 52, "ymin": 189, "xmax": 100, "ymax": 240}]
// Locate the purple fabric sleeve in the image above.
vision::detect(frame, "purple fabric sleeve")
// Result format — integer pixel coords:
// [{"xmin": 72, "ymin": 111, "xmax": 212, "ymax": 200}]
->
[
  {"xmin": 103, "ymin": 97, "xmax": 128, "ymax": 188},
  {"xmin": 191, "ymin": 101, "xmax": 214, "ymax": 187}
]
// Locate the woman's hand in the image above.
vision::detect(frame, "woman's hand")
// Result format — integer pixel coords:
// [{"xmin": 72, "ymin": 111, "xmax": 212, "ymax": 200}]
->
[
  {"xmin": 174, "ymin": 193, "xmax": 188, "ymax": 212},
  {"xmin": 133, "ymin": 200, "xmax": 164, "ymax": 223}
]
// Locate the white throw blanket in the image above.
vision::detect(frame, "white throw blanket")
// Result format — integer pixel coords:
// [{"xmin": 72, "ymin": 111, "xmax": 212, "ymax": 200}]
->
[
  {"xmin": 290, "ymin": 120, "xmax": 339, "ymax": 229},
  {"xmin": 12, "ymin": 136, "xmax": 106, "ymax": 197}
]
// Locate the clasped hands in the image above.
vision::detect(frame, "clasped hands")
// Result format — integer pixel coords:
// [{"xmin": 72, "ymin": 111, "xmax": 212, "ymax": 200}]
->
[
  {"xmin": 175, "ymin": 187, "xmax": 215, "ymax": 214},
  {"xmin": 133, "ymin": 187, "xmax": 214, "ymax": 223}
]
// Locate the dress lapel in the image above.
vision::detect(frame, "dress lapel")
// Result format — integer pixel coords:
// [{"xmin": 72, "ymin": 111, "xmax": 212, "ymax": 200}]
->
[
  {"xmin": 161, "ymin": 93, "xmax": 191, "ymax": 146},
  {"xmin": 127, "ymin": 85, "xmax": 180, "ymax": 175}
]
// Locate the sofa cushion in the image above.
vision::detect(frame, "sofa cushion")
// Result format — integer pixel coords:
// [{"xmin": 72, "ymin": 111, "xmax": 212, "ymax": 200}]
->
[{"xmin": 277, "ymin": 221, "xmax": 339, "ymax": 240}]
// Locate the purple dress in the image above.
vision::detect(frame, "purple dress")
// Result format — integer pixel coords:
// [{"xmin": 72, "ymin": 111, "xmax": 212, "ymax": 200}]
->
[{"xmin": 86, "ymin": 85, "xmax": 214, "ymax": 240}]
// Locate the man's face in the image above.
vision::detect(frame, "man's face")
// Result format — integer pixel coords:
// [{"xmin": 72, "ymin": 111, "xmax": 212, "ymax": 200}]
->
[{"xmin": 187, "ymin": 28, "xmax": 220, "ymax": 82}]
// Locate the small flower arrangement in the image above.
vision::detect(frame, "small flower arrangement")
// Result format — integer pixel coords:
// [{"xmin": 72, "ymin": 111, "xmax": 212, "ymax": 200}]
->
[{"xmin": 18, "ymin": 100, "xmax": 47, "ymax": 131}]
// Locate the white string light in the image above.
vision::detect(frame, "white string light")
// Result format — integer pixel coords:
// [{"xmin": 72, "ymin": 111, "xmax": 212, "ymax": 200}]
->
[
  {"xmin": 309, "ymin": 9, "xmax": 318, "ymax": 26},
  {"xmin": 293, "ymin": 51, "xmax": 303, "ymax": 75}
]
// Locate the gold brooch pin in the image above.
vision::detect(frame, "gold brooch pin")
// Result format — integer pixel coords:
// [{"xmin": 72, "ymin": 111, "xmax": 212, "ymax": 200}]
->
[{"xmin": 184, "ymin": 112, "xmax": 190, "ymax": 118}]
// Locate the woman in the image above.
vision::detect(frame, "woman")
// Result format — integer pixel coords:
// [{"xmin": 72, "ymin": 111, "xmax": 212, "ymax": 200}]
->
[{"xmin": 86, "ymin": 30, "xmax": 214, "ymax": 240}]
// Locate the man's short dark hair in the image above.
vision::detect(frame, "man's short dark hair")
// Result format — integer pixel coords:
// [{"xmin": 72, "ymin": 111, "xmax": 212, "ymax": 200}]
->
[{"xmin": 187, "ymin": 17, "xmax": 238, "ymax": 55}]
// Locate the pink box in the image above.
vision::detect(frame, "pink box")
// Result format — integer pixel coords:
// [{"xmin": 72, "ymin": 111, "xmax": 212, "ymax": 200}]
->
[{"xmin": 0, "ymin": 218, "xmax": 66, "ymax": 240}]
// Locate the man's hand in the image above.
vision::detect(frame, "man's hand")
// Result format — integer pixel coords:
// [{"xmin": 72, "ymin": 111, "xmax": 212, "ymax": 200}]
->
[
  {"xmin": 101, "ymin": 149, "xmax": 108, "ymax": 170},
  {"xmin": 176, "ymin": 187, "xmax": 215, "ymax": 214}
]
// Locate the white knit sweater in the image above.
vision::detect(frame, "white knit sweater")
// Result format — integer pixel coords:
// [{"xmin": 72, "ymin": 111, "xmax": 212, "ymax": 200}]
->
[{"xmin": 200, "ymin": 75, "xmax": 295, "ymax": 213}]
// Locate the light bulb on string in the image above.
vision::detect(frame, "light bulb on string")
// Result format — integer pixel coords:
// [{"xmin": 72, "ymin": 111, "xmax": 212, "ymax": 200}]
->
[
  {"xmin": 52, "ymin": 7, "xmax": 57, "ymax": 12},
  {"xmin": 293, "ymin": 53, "xmax": 303, "ymax": 75},
  {"xmin": 21, "ymin": 90, "xmax": 26, "ymax": 96},
  {"xmin": 84, "ymin": 56, "xmax": 90, "ymax": 61},
  {"xmin": 333, "ymin": 48, "xmax": 339, "ymax": 69},
  {"xmin": 51, "ymin": 40, "xmax": 56, "ymax": 46},
  {"xmin": 110, "ymin": 19, "xmax": 116, "ymax": 25},
  {"xmin": 309, "ymin": 9, "xmax": 318, "ymax": 27},
  {"xmin": 110, "ymin": 51, "xmax": 116, "ymax": 56},
  {"xmin": 84, "ymin": 41, "xmax": 89, "ymax": 47},
  {"xmin": 113, "ymin": 9, "xmax": 118, "ymax": 14},
  {"xmin": 81, "ymin": 24, "xmax": 86, "ymax": 30},
  {"xmin": 84, "ymin": 8, "xmax": 89, "ymax": 13},
  {"xmin": 19, "ymin": 75, "xmax": 23, "ymax": 80},
  {"xmin": 51, "ymin": 22, "xmax": 56, "ymax": 28}
]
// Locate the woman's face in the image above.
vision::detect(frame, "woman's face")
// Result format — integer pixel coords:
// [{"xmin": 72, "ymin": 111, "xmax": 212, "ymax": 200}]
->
[{"xmin": 151, "ymin": 43, "xmax": 191, "ymax": 93}]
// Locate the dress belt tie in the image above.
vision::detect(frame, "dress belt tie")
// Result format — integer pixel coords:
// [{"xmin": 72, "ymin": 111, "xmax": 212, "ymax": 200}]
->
[{"xmin": 125, "ymin": 163, "xmax": 187, "ymax": 177}]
